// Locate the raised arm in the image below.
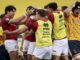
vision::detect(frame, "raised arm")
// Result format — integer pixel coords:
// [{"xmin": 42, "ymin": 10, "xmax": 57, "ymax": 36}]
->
[
  {"xmin": 4, "ymin": 25, "xmax": 28, "ymax": 35},
  {"xmin": 64, "ymin": 1, "xmax": 76, "ymax": 17},
  {"xmin": 9, "ymin": 15, "xmax": 27, "ymax": 24}
]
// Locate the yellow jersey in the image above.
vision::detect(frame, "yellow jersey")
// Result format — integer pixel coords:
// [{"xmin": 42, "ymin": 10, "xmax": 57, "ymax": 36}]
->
[
  {"xmin": 66, "ymin": 12, "xmax": 80, "ymax": 40},
  {"xmin": 0, "ymin": 27, "xmax": 4, "ymax": 45},
  {"xmin": 52, "ymin": 11, "xmax": 67, "ymax": 40},
  {"xmin": 35, "ymin": 20, "xmax": 52, "ymax": 48}
]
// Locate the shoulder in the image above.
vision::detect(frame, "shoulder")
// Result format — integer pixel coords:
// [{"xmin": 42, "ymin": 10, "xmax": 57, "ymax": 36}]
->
[
  {"xmin": 2, "ymin": 16, "xmax": 9, "ymax": 22},
  {"xmin": 31, "ymin": 21, "xmax": 38, "ymax": 31}
]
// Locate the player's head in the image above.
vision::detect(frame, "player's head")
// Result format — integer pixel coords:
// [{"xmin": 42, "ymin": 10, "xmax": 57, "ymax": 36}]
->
[
  {"xmin": 26, "ymin": 6, "xmax": 33, "ymax": 10},
  {"xmin": 29, "ymin": 9, "xmax": 37, "ymax": 20},
  {"xmin": 26, "ymin": 6, "xmax": 37, "ymax": 15},
  {"xmin": 72, "ymin": 1, "xmax": 80, "ymax": 16},
  {"xmin": 61, "ymin": 6, "xmax": 68, "ymax": 11},
  {"xmin": 36, "ymin": 9, "xmax": 46, "ymax": 19},
  {"xmin": 5, "ymin": 5, "xmax": 16, "ymax": 18},
  {"xmin": 48, "ymin": 2, "xmax": 58, "ymax": 12}
]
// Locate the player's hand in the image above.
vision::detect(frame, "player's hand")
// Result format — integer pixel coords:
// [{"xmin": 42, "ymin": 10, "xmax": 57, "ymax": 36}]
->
[{"xmin": 4, "ymin": 30, "xmax": 11, "ymax": 34}]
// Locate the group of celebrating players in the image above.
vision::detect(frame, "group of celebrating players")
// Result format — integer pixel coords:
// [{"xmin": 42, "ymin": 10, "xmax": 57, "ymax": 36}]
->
[{"xmin": 0, "ymin": 1, "xmax": 80, "ymax": 60}]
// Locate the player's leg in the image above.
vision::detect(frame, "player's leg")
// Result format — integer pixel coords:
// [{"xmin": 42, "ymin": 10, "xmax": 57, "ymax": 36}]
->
[
  {"xmin": 32, "ymin": 47, "xmax": 48, "ymax": 60},
  {"xmin": 22, "ymin": 40, "xmax": 29, "ymax": 60},
  {"xmin": 68, "ymin": 40, "xmax": 80, "ymax": 60},
  {"xmin": 27, "ymin": 42, "xmax": 36, "ymax": 60},
  {"xmin": 43, "ymin": 46, "xmax": 52, "ymax": 60},
  {"xmin": 61, "ymin": 38, "xmax": 69, "ymax": 60},
  {"xmin": 52, "ymin": 40, "xmax": 63, "ymax": 60},
  {"xmin": 4, "ymin": 40, "xmax": 18, "ymax": 60}
]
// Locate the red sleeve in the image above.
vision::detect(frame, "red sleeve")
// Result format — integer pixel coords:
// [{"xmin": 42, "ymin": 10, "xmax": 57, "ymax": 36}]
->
[
  {"xmin": 31, "ymin": 22, "xmax": 38, "ymax": 32},
  {"xmin": 1, "ymin": 17, "xmax": 8, "ymax": 30},
  {"xmin": 47, "ymin": 12, "xmax": 54, "ymax": 24}
]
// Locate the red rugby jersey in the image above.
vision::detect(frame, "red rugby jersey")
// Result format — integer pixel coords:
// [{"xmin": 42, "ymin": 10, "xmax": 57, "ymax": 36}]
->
[
  {"xmin": 25, "ymin": 19, "xmax": 36, "ymax": 42},
  {"xmin": 1, "ymin": 16, "xmax": 17, "ymax": 40}
]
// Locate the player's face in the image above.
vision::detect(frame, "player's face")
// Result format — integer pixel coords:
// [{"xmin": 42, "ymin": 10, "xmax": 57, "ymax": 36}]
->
[
  {"xmin": 27, "ymin": 8, "xmax": 35, "ymax": 15},
  {"xmin": 74, "ymin": 9, "xmax": 80, "ymax": 16},
  {"xmin": 8, "ymin": 9, "xmax": 16, "ymax": 19}
]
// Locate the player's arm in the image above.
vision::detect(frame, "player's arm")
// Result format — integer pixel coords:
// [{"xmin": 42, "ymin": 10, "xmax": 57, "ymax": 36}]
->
[
  {"xmin": 20, "ymin": 32, "xmax": 26, "ymax": 52},
  {"xmin": 29, "ymin": 21, "xmax": 38, "ymax": 36},
  {"xmin": 9, "ymin": 15, "xmax": 27, "ymax": 24},
  {"xmin": 18, "ymin": 16, "xmax": 28, "ymax": 25},
  {"xmin": 9, "ymin": 8, "xmax": 36, "ymax": 24},
  {"xmin": 64, "ymin": 2, "xmax": 76, "ymax": 17},
  {"xmin": 4, "ymin": 25, "xmax": 28, "ymax": 35},
  {"xmin": 21, "ymin": 30, "xmax": 29, "ymax": 48},
  {"xmin": 47, "ymin": 13, "xmax": 54, "ymax": 24}
]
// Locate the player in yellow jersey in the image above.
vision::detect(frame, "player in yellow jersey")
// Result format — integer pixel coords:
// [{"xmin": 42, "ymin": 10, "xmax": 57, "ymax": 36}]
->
[
  {"xmin": 29, "ymin": 9, "xmax": 53, "ymax": 60},
  {"xmin": 64, "ymin": 1, "xmax": 80, "ymax": 60},
  {"xmin": 47, "ymin": 2, "xmax": 69, "ymax": 60}
]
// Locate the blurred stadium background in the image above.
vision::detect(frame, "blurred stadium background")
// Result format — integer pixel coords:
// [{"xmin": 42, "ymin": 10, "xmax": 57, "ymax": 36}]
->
[{"xmin": 0, "ymin": 0, "xmax": 80, "ymax": 18}]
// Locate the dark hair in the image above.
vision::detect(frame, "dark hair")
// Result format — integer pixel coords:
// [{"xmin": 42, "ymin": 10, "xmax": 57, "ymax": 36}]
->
[
  {"xmin": 48, "ymin": 2, "xmax": 58, "ymax": 11},
  {"xmin": 26, "ymin": 6, "xmax": 37, "ymax": 15},
  {"xmin": 0, "ymin": 14, "xmax": 5, "ymax": 18},
  {"xmin": 72, "ymin": 7, "xmax": 76, "ymax": 12},
  {"xmin": 26, "ymin": 6, "xmax": 34, "ymax": 10},
  {"xmin": 37, "ymin": 9, "xmax": 46, "ymax": 17},
  {"xmin": 75, "ymin": 1, "xmax": 80, "ymax": 8},
  {"xmin": 5, "ymin": 5, "xmax": 16, "ymax": 14},
  {"xmin": 31, "ymin": 10, "xmax": 37, "ymax": 15},
  {"xmin": 62, "ymin": 6, "xmax": 68, "ymax": 11},
  {"xmin": 72, "ymin": 1, "xmax": 80, "ymax": 12}
]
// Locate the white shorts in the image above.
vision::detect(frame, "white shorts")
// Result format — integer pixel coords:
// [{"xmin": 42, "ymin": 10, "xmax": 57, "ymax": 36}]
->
[
  {"xmin": 33, "ymin": 46, "xmax": 52, "ymax": 59},
  {"xmin": 23, "ymin": 40, "xmax": 30, "ymax": 52},
  {"xmin": 52, "ymin": 38, "xmax": 68, "ymax": 56},
  {"xmin": 23, "ymin": 40, "xmax": 36, "ymax": 55},
  {"xmin": 4, "ymin": 40, "xmax": 18, "ymax": 53}
]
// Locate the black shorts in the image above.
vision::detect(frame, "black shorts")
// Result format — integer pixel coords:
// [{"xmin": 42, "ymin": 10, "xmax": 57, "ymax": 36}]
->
[
  {"xmin": 0, "ymin": 45, "xmax": 10, "ymax": 60},
  {"xmin": 68, "ymin": 40, "xmax": 80, "ymax": 56}
]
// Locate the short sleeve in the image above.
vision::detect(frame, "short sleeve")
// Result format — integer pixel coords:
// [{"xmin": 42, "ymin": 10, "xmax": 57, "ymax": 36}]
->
[
  {"xmin": 47, "ymin": 12, "xmax": 54, "ymax": 24},
  {"xmin": 31, "ymin": 22, "xmax": 38, "ymax": 32}
]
